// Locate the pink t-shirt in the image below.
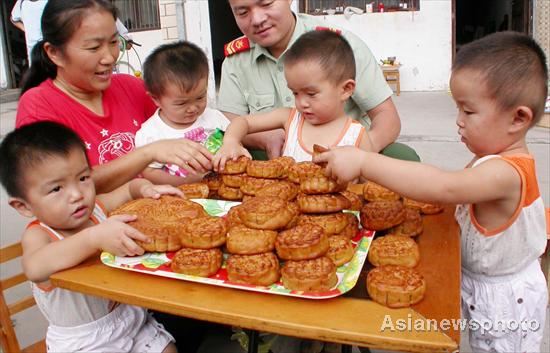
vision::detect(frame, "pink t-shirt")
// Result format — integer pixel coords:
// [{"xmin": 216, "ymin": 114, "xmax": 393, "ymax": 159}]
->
[{"xmin": 16, "ymin": 74, "xmax": 157, "ymax": 166}]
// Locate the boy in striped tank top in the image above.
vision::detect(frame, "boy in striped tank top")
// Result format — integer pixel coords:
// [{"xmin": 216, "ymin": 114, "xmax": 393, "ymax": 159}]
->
[
  {"xmin": 213, "ymin": 29, "xmax": 371, "ymax": 168},
  {"xmin": 315, "ymin": 32, "xmax": 548, "ymax": 353},
  {"xmin": 0, "ymin": 122, "xmax": 181, "ymax": 352}
]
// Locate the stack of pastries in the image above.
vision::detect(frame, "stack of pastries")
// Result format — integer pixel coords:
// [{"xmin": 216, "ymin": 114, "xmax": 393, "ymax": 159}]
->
[{"xmin": 358, "ymin": 181, "xmax": 443, "ymax": 308}]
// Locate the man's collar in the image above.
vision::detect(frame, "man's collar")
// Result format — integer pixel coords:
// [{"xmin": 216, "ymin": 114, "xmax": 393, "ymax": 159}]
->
[{"xmin": 251, "ymin": 12, "xmax": 304, "ymax": 62}]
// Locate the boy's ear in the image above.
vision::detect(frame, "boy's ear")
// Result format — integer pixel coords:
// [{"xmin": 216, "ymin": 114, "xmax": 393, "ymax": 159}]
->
[
  {"xmin": 8, "ymin": 197, "xmax": 35, "ymax": 218},
  {"xmin": 147, "ymin": 92, "xmax": 161, "ymax": 107},
  {"xmin": 509, "ymin": 105, "xmax": 533, "ymax": 133},
  {"xmin": 341, "ymin": 79, "xmax": 356, "ymax": 100}
]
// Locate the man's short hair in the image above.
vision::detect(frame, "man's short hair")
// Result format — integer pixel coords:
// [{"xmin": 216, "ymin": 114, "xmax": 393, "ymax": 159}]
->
[
  {"xmin": 143, "ymin": 41, "xmax": 209, "ymax": 97},
  {"xmin": 284, "ymin": 30, "xmax": 356, "ymax": 84},
  {"xmin": 453, "ymin": 31, "xmax": 548, "ymax": 124},
  {"xmin": 0, "ymin": 121, "xmax": 87, "ymax": 199}
]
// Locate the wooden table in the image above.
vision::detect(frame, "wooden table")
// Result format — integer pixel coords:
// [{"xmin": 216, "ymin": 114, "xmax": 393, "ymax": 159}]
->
[
  {"xmin": 50, "ymin": 207, "xmax": 461, "ymax": 353},
  {"xmin": 380, "ymin": 64, "xmax": 401, "ymax": 95}
]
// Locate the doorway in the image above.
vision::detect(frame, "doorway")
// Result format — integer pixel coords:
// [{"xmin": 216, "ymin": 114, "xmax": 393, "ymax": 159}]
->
[
  {"xmin": 207, "ymin": 0, "xmax": 242, "ymax": 89},
  {"xmin": 1, "ymin": 0, "xmax": 28, "ymax": 88},
  {"xmin": 454, "ymin": 0, "xmax": 532, "ymax": 53}
]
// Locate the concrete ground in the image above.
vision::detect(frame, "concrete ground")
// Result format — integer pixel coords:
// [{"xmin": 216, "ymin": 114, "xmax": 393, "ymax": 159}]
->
[{"xmin": 0, "ymin": 91, "xmax": 548, "ymax": 352}]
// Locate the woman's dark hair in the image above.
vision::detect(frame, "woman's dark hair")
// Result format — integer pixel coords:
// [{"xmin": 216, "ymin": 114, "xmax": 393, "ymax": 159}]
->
[{"xmin": 20, "ymin": 0, "xmax": 118, "ymax": 96}]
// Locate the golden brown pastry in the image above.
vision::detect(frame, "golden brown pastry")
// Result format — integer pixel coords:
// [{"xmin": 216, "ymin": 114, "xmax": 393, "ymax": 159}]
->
[
  {"xmin": 226, "ymin": 253, "xmax": 280, "ymax": 286},
  {"xmin": 171, "ymin": 248, "xmax": 222, "ymax": 277},
  {"xmin": 297, "ymin": 193, "xmax": 351, "ymax": 214},
  {"xmin": 131, "ymin": 219, "xmax": 183, "ymax": 252},
  {"xmin": 111, "ymin": 196, "xmax": 207, "ymax": 253},
  {"xmin": 360, "ymin": 200, "xmax": 405, "ymax": 230},
  {"xmin": 284, "ymin": 202, "xmax": 300, "ymax": 229},
  {"xmin": 367, "ymin": 265, "xmax": 426, "ymax": 308},
  {"xmin": 276, "ymin": 224, "xmax": 329, "ymax": 260},
  {"xmin": 388, "ymin": 208, "xmax": 423, "ymax": 237},
  {"xmin": 272, "ymin": 156, "xmax": 296, "ymax": 177},
  {"xmin": 288, "ymin": 162, "xmax": 325, "ymax": 184},
  {"xmin": 281, "ymin": 257, "xmax": 338, "ymax": 292},
  {"xmin": 218, "ymin": 183, "xmax": 244, "ymax": 201},
  {"xmin": 300, "ymin": 176, "xmax": 344, "ymax": 194},
  {"xmin": 335, "ymin": 213, "xmax": 360, "ymax": 239},
  {"xmin": 298, "ymin": 212, "xmax": 349, "ymax": 235},
  {"xmin": 177, "ymin": 183, "xmax": 209, "ymax": 199},
  {"xmin": 339, "ymin": 190, "xmax": 363, "ymax": 211},
  {"xmin": 312, "ymin": 144, "xmax": 329, "ymax": 167},
  {"xmin": 327, "ymin": 235, "xmax": 354, "ymax": 267},
  {"xmin": 240, "ymin": 176, "xmax": 278, "ymax": 196},
  {"xmin": 246, "ymin": 160, "xmax": 285, "ymax": 179},
  {"xmin": 202, "ymin": 172, "xmax": 222, "ymax": 198},
  {"xmin": 256, "ymin": 181, "xmax": 299, "ymax": 201},
  {"xmin": 221, "ymin": 173, "xmax": 247, "ymax": 188},
  {"xmin": 180, "ymin": 215, "xmax": 227, "ymax": 249},
  {"xmin": 239, "ymin": 196, "xmax": 294, "ymax": 230},
  {"xmin": 403, "ymin": 198, "xmax": 444, "ymax": 215},
  {"xmin": 220, "ymin": 156, "xmax": 250, "ymax": 174},
  {"xmin": 363, "ymin": 181, "xmax": 401, "ymax": 202},
  {"xmin": 226, "ymin": 225, "xmax": 277, "ymax": 254},
  {"xmin": 225, "ymin": 204, "xmax": 244, "ymax": 229},
  {"xmin": 368, "ymin": 235, "xmax": 420, "ymax": 268}
]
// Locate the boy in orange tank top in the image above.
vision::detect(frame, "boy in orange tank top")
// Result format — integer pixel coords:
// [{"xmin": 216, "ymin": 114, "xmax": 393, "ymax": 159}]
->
[
  {"xmin": 315, "ymin": 32, "xmax": 548, "ymax": 353},
  {"xmin": 0, "ymin": 121, "xmax": 180, "ymax": 352}
]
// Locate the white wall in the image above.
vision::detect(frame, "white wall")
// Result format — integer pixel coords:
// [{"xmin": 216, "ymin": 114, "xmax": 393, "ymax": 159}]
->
[{"xmin": 320, "ymin": 0, "xmax": 452, "ymax": 91}]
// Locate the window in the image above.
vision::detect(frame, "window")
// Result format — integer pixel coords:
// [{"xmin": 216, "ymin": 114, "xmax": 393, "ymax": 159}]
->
[
  {"xmin": 112, "ymin": 0, "xmax": 161, "ymax": 32},
  {"xmin": 300, "ymin": 0, "xmax": 420, "ymax": 15}
]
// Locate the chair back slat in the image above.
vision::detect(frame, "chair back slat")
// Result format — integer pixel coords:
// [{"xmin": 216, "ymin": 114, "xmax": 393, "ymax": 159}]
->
[
  {"xmin": 0, "ymin": 242, "xmax": 45, "ymax": 353},
  {"xmin": 0, "ymin": 243, "xmax": 23, "ymax": 263},
  {"xmin": 2, "ymin": 273, "xmax": 28, "ymax": 291}
]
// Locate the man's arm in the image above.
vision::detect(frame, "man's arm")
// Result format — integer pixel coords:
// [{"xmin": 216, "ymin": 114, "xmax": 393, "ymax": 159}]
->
[
  {"xmin": 223, "ymin": 111, "xmax": 285, "ymax": 159},
  {"xmin": 365, "ymin": 97, "xmax": 401, "ymax": 153},
  {"xmin": 10, "ymin": 0, "xmax": 24, "ymax": 31}
]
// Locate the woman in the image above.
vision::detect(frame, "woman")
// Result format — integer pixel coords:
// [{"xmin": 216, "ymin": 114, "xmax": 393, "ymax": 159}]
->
[{"xmin": 16, "ymin": 0, "xmax": 212, "ymax": 193}]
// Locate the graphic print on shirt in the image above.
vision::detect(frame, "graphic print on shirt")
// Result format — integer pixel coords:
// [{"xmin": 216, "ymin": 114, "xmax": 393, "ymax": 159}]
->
[{"xmin": 98, "ymin": 132, "xmax": 135, "ymax": 164}]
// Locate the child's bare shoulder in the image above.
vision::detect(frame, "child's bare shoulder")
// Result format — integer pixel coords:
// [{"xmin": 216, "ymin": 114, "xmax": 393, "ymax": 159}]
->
[{"xmin": 21, "ymin": 223, "xmax": 55, "ymax": 252}]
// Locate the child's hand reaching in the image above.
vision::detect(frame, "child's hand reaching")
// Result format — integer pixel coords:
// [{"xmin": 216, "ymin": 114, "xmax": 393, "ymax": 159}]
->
[
  {"xmin": 313, "ymin": 146, "xmax": 367, "ymax": 184},
  {"xmin": 140, "ymin": 183, "xmax": 184, "ymax": 199},
  {"xmin": 145, "ymin": 138, "xmax": 213, "ymax": 174},
  {"xmin": 212, "ymin": 140, "xmax": 251, "ymax": 172},
  {"xmin": 90, "ymin": 214, "xmax": 151, "ymax": 257}
]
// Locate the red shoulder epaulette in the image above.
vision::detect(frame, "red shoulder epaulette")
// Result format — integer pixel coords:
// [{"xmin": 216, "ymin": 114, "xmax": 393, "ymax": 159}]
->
[
  {"xmin": 314, "ymin": 26, "xmax": 342, "ymax": 35},
  {"xmin": 224, "ymin": 37, "xmax": 251, "ymax": 57}
]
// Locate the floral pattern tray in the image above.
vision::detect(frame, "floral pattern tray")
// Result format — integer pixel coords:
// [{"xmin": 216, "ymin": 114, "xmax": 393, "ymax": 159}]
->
[{"xmin": 101, "ymin": 199, "xmax": 374, "ymax": 299}]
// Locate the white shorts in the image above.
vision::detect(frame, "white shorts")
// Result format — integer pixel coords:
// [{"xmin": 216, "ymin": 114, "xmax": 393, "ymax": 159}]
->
[
  {"xmin": 46, "ymin": 304, "xmax": 174, "ymax": 352},
  {"xmin": 461, "ymin": 260, "xmax": 548, "ymax": 353}
]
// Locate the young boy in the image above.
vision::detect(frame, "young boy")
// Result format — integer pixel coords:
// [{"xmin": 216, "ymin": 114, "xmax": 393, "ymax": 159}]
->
[
  {"xmin": 314, "ymin": 32, "xmax": 548, "ymax": 353},
  {"xmin": 136, "ymin": 41, "xmax": 230, "ymax": 185},
  {"xmin": 213, "ymin": 29, "xmax": 372, "ymax": 170},
  {"xmin": 0, "ymin": 121, "xmax": 181, "ymax": 352}
]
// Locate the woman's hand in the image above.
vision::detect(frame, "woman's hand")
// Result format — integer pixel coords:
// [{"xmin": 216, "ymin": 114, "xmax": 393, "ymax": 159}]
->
[
  {"xmin": 212, "ymin": 140, "xmax": 251, "ymax": 172},
  {"xmin": 90, "ymin": 214, "xmax": 151, "ymax": 257},
  {"xmin": 313, "ymin": 146, "xmax": 367, "ymax": 185},
  {"xmin": 140, "ymin": 183, "xmax": 184, "ymax": 199},
  {"xmin": 144, "ymin": 139, "xmax": 213, "ymax": 174}
]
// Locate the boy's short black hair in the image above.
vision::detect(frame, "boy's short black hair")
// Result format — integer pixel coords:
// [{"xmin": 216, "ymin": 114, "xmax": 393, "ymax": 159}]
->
[
  {"xmin": 284, "ymin": 30, "xmax": 356, "ymax": 84},
  {"xmin": 453, "ymin": 31, "xmax": 548, "ymax": 125},
  {"xmin": 143, "ymin": 41, "xmax": 209, "ymax": 97},
  {"xmin": 0, "ymin": 121, "xmax": 87, "ymax": 199}
]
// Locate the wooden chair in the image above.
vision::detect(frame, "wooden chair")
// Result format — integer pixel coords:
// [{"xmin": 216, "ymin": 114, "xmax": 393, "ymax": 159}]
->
[{"xmin": 0, "ymin": 242, "xmax": 46, "ymax": 353}]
